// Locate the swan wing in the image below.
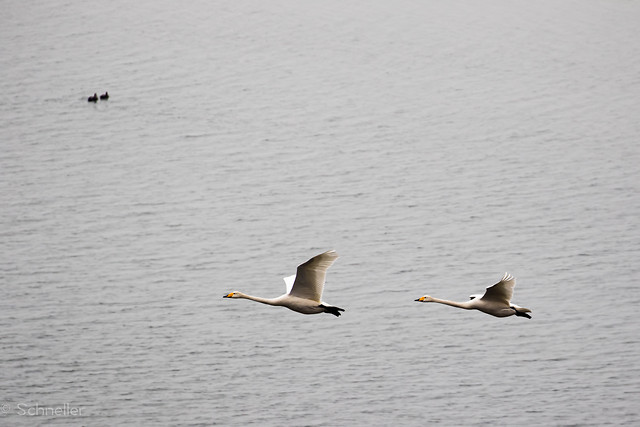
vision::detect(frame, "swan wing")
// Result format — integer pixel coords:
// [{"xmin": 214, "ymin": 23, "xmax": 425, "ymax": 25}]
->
[
  {"xmin": 289, "ymin": 250, "xmax": 339, "ymax": 301},
  {"xmin": 479, "ymin": 272, "xmax": 515, "ymax": 305},
  {"xmin": 283, "ymin": 275, "xmax": 296, "ymax": 294}
]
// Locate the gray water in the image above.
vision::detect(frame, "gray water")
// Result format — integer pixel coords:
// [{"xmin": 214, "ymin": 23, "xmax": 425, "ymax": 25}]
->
[{"xmin": 2, "ymin": 0, "xmax": 639, "ymax": 425}]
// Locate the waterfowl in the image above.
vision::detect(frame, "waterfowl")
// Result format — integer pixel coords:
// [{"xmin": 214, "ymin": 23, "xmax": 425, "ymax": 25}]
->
[
  {"xmin": 415, "ymin": 272, "xmax": 531, "ymax": 318},
  {"xmin": 100, "ymin": 92, "xmax": 109, "ymax": 100},
  {"xmin": 223, "ymin": 250, "xmax": 345, "ymax": 316},
  {"xmin": 87, "ymin": 93, "xmax": 98, "ymax": 102}
]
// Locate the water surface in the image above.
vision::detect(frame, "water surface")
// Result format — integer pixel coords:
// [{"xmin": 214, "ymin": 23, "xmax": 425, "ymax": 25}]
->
[{"xmin": 1, "ymin": 0, "xmax": 639, "ymax": 425}]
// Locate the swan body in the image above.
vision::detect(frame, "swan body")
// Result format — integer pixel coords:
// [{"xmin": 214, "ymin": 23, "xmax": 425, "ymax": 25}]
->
[
  {"xmin": 415, "ymin": 272, "xmax": 531, "ymax": 318},
  {"xmin": 223, "ymin": 250, "xmax": 345, "ymax": 317}
]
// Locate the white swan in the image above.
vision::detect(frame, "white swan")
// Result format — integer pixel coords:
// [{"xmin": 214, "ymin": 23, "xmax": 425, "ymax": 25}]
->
[
  {"xmin": 415, "ymin": 272, "xmax": 531, "ymax": 318},
  {"xmin": 223, "ymin": 250, "xmax": 345, "ymax": 316}
]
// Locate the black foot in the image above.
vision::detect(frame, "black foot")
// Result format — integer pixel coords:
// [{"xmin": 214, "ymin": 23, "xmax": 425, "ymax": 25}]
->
[
  {"xmin": 320, "ymin": 305, "xmax": 345, "ymax": 317},
  {"xmin": 513, "ymin": 308, "xmax": 532, "ymax": 319}
]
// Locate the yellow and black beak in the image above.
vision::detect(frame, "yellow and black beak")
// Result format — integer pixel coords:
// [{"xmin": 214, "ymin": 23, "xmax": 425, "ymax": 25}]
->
[
  {"xmin": 223, "ymin": 292, "xmax": 234, "ymax": 298},
  {"xmin": 415, "ymin": 296, "xmax": 426, "ymax": 302}
]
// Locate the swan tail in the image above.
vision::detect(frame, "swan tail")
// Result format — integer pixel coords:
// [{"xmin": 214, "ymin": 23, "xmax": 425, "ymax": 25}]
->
[{"xmin": 320, "ymin": 304, "xmax": 345, "ymax": 317}]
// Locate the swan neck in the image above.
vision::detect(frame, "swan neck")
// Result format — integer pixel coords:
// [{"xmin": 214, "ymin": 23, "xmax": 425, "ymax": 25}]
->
[
  {"xmin": 431, "ymin": 297, "xmax": 472, "ymax": 310},
  {"xmin": 239, "ymin": 293, "xmax": 279, "ymax": 306}
]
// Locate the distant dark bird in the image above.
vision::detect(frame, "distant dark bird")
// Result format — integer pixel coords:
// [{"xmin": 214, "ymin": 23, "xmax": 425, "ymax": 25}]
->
[
  {"xmin": 88, "ymin": 93, "xmax": 98, "ymax": 102},
  {"xmin": 100, "ymin": 92, "xmax": 109, "ymax": 100}
]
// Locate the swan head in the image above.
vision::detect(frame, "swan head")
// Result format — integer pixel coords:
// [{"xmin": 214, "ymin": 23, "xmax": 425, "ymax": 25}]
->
[
  {"xmin": 223, "ymin": 292, "xmax": 243, "ymax": 299},
  {"xmin": 415, "ymin": 295, "xmax": 434, "ymax": 303}
]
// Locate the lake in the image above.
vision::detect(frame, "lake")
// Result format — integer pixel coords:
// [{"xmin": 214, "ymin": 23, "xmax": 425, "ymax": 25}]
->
[{"xmin": 1, "ymin": 0, "xmax": 639, "ymax": 425}]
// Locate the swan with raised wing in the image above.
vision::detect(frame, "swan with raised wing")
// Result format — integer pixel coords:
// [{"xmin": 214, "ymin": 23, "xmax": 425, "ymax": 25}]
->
[
  {"xmin": 223, "ymin": 250, "xmax": 345, "ymax": 317},
  {"xmin": 415, "ymin": 272, "xmax": 531, "ymax": 318}
]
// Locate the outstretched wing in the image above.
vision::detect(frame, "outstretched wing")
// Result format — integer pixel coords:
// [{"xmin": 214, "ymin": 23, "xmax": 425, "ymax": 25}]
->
[
  {"xmin": 283, "ymin": 275, "xmax": 296, "ymax": 294},
  {"xmin": 479, "ymin": 272, "xmax": 515, "ymax": 305},
  {"xmin": 289, "ymin": 250, "xmax": 339, "ymax": 301}
]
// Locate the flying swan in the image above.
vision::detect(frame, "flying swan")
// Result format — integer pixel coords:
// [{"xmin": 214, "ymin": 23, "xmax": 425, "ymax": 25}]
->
[
  {"xmin": 415, "ymin": 272, "xmax": 531, "ymax": 318},
  {"xmin": 223, "ymin": 250, "xmax": 345, "ymax": 316}
]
